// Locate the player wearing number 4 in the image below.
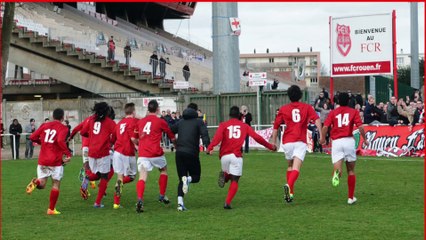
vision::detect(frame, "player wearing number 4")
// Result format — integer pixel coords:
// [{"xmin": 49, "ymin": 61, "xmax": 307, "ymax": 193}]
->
[
  {"xmin": 26, "ymin": 108, "xmax": 72, "ymax": 215},
  {"xmin": 271, "ymin": 85, "xmax": 322, "ymax": 203},
  {"xmin": 80, "ymin": 102, "xmax": 117, "ymax": 208},
  {"xmin": 131, "ymin": 100, "xmax": 176, "ymax": 213},
  {"xmin": 112, "ymin": 103, "xmax": 139, "ymax": 209},
  {"xmin": 319, "ymin": 92, "xmax": 368, "ymax": 205},
  {"xmin": 207, "ymin": 106, "xmax": 277, "ymax": 209}
]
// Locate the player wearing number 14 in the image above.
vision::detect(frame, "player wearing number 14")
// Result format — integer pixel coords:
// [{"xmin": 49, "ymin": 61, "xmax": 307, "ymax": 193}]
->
[{"xmin": 25, "ymin": 108, "xmax": 72, "ymax": 215}]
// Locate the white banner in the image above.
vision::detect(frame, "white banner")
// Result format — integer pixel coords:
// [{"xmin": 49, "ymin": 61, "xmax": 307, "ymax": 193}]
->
[
  {"xmin": 330, "ymin": 13, "xmax": 393, "ymax": 77},
  {"xmin": 248, "ymin": 72, "xmax": 267, "ymax": 79},
  {"xmin": 142, "ymin": 97, "xmax": 164, "ymax": 107},
  {"xmin": 173, "ymin": 81, "xmax": 190, "ymax": 89},
  {"xmin": 248, "ymin": 79, "xmax": 267, "ymax": 87},
  {"xmin": 247, "ymin": 127, "xmax": 273, "ymax": 148},
  {"xmin": 229, "ymin": 17, "xmax": 241, "ymax": 36}
]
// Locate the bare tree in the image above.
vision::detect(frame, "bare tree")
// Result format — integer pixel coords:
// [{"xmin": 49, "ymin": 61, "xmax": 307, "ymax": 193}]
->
[{"xmin": 2, "ymin": 2, "xmax": 16, "ymax": 87}]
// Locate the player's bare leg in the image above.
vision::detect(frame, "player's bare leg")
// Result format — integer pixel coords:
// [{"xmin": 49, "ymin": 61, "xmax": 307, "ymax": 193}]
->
[
  {"xmin": 286, "ymin": 160, "xmax": 294, "ymax": 183},
  {"xmin": 47, "ymin": 179, "xmax": 61, "ymax": 215},
  {"xmin": 26, "ymin": 177, "xmax": 47, "ymax": 194},
  {"xmin": 135, "ymin": 167, "xmax": 148, "ymax": 213},
  {"xmin": 332, "ymin": 160, "xmax": 344, "ymax": 187},
  {"xmin": 284, "ymin": 158, "xmax": 302, "ymax": 203},
  {"xmin": 224, "ymin": 175, "xmax": 240, "ymax": 209},
  {"xmin": 158, "ymin": 167, "xmax": 170, "ymax": 204},
  {"xmin": 346, "ymin": 161, "xmax": 357, "ymax": 205}
]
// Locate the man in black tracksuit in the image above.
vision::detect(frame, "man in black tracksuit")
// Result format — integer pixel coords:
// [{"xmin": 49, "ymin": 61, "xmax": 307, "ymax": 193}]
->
[{"xmin": 171, "ymin": 103, "xmax": 210, "ymax": 211}]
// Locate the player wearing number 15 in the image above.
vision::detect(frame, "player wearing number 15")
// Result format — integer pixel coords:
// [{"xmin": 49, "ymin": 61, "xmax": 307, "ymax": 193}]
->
[
  {"xmin": 207, "ymin": 106, "xmax": 277, "ymax": 209},
  {"xmin": 132, "ymin": 100, "xmax": 176, "ymax": 213},
  {"xmin": 271, "ymin": 85, "xmax": 322, "ymax": 203},
  {"xmin": 80, "ymin": 102, "xmax": 117, "ymax": 208},
  {"xmin": 320, "ymin": 92, "xmax": 368, "ymax": 205},
  {"xmin": 25, "ymin": 108, "xmax": 72, "ymax": 215}
]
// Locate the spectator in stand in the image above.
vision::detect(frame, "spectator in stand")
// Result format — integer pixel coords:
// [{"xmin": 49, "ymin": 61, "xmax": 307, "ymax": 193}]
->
[
  {"xmin": 376, "ymin": 102, "xmax": 387, "ymax": 123},
  {"xmin": 239, "ymin": 105, "xmax": 253, "ymax": 153},
  {"xmin": 24, "ymin": 118, "xmax": 37, "ymax": 159},
  {"xmin": 271, "ymin": 79, "xmax": 279, "ymax": 90},
  {"xmin": 107, "ymin": 36, "xmax": 116, "ymax": 61},
  {"xmin": 355, "ymin": 104, "xmax": 364, "ymax": 122},
  {"xmin": 417, "ymin": 101, "xmax": 424, "ymax": 124},
  {"xmin": 322, "ymin": 88, "xmax": 329, "ymax": 99},
  {"xmin": 149, "ymin": 51, "xmax": 159, "ymax": 77},
  {"xmin": 412, "ymin": 100, "xmax": 423, "ymax": 125},
  {"xmin": 315, "ymin": 92, "xmax": 327, "ymax": 109},
  {"xmin": 159, "ymin": 56, "xmax": 167, "ymax": 78},
  {"xmin": 412, "ymin": 89, "xmax": 422, "ymax": 102},
  {"xmin": 387, "ymin": 96, "xmax": 399, "ymax": 126},
  {"xmin": 397, "ymin": 98, "xmax": 411, "ymax": 125},
  {"xmin": 315, "ymin": 102, "xmax": 331, "ymax": 145},
  {"xmin": 183, "ymin": 62, "xmax": 191, "ymax": 82},
  {"xmin": 175, "ymin": 111, "xmax": 182, "ymax": 121},
  {"xmin": 355, "ymin": 92, "xmax": 364, "ymax": 108},
  {"xmin": 124, "ymin": 42, "xmax": 132, "ymax": 66},
  {"xmin": 333, "ymin": 91, "xmax": 340, "ymax": 106},
  {"xmin": 9, "ymin": 119, "xmax": 22, "ymax": 159},
  {"xmin": 243, "ymin": 70, "xmax": 249, "ymax": 77},
  {"xmin": 363, "ymin": 97, "xmax": 380, "ymax": 124},
  {"xmin": 347, "ymin": 90, "xmax": 356, "ymax": 108}
]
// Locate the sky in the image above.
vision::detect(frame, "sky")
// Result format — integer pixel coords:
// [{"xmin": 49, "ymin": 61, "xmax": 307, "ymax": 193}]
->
[{"xmin": 164, "ymin": 2, "xmax": 425, "ymax": 72}]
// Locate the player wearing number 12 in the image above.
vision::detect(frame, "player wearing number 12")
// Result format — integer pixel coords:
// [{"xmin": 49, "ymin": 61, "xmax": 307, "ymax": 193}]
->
[
  {"xmin": 80, "ymin": 102, "xmax": 117, "ymax": 208},
  {"xmin": 320, "ymin": 92, "xmax": 368, "ymax": 205},
  {"xmin": 25, "ymin": 108, "xmax": 72, "ymax": 215},
  {"xmin": 272, "ymin": 85, "xmax": 322, "ymax": 203},
  {"xmin": 207, "ymin": 106, "xmax": 277, "ymax": 209},
  {"xmin": 132, "ymin": 100, "xmax": 176, "ymax": 213}
]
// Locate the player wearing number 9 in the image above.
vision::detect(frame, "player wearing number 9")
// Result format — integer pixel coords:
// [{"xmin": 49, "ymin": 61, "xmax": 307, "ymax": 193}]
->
[
  {"xmin": 25, "ymin": 108, "xmax": 72, "ymax": 215},
  {"xmin": 271, "ymin": 85, "xmax": 323, "ymax": 204},
  {"xmin": 320, "ymin": 92, "xmax": 368, "ymax": 205}
]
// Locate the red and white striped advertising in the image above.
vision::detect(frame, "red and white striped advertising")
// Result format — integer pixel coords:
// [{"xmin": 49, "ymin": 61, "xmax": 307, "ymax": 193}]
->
[{"xmin": 330, "ymin": 13, "xmax": 394, "ymax": 77}]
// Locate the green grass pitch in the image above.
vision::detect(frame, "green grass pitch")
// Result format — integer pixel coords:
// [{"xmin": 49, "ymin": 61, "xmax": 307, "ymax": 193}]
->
[{"xmin": 2, "ymin": 152, "xmax": 423, "ymax": 239}]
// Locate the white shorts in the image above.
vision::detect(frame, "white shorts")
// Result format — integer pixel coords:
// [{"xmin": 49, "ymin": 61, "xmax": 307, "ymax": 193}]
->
[
  {"xmin": 221, "ymin": 154, "xmax": 243, "ymax": 176},
  {"xmin": 137, "ymin": 156, "xmax": 167, "ymax": 172},
  {"xmin": 82, "ymin": 147, "xmax": 89, "ymax": 163},
  {"xmin": 113, "ymin": 151, "xmax": 137, "ymax": 176},
  {"xmin": 37, "ymin": 165, "xmax": 64, "ymax": 181},
  {"xmin": 331, "ymin": 137, "xmax": 356, "ymax": 164},
  {"xmin": 281, "ymin": 142, "xmax": 307, "ymax": 161},
  {"xmin": 89, "ymin": 156, "xmax": 112, "ymax": 174}
]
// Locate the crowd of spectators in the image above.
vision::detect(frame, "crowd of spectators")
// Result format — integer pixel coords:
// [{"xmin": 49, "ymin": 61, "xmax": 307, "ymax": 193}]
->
[{"xmin": 313, "ymin": 88, "xmax": 424, "ymax": 127}]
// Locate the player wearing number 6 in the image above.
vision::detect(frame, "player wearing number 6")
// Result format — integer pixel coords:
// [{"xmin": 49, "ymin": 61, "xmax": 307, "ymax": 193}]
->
[
  {"xmin": 131, "ymin": 100, "xmax": 176, "ymax": 213},
  {"xmin": 80, "ymin": 102, "xmax": 117, "ymax": 208},
  {"xmin": 207, "ymin": 106, "xmax": 277, "ymax": 209},
  {"xmin": 25, "ymin": 108, "xmax": 72, "ymax": 215},
  {"xmin": 319, "ymin": 92, "xmax": 368, "ymax": 205},
  {"xmin": 271, "ymin": 85, "xmax": 322, "ymax": 203}
]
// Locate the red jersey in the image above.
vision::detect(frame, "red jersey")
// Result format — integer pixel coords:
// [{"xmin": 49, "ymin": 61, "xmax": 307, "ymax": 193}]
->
[
  {"xmin": 273, "ymin": 102, "xmax": 319, "ymax": 144},
  {"xmin": 80, "ymin": 116, "xmax": 116, "ymax": 158},
  {"xmin": 115, "ymin": 117, "xmax": 138, "ymax": 156},
  {"xmin": 134, "ymin": 115, "xmax": 175, "ymax": 158},
  {"xmin": 207, "ymin": 118, "xmax": 275, "ymax": 158},
  {"xmin": 70, "ymin": 119, "xmax": 89, "ymax": 147},
  {"xmin": 323, "ymin": 106, "xmax": 363, "ymax": 140},
  {"xmin": 30, "ymin": 121, "xmax": 71, "ymax": 166}
]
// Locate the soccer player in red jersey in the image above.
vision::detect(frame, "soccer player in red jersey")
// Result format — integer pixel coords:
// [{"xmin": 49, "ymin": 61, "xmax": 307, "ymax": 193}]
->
[
  {"xmin": 80, "ymin": 102, "xmax": 116, "ymax": 208},
  {"xmin": 271, "ymin": 85, "xmax": 323, "ymax": 203},
  {"xmin": 207, "ymin": 106, "xmax": 277, "ymax": 209},
  {"xmin": 112, "ymin": 103, "xmax": 138, "ymax": 209},
  {"xmin": 132, "ymin": 100, "xmax": 176, "ymax": 213},
  {"xmin": 25, "ymin": 108, "xmax": 72, "ymax": 215},
  {"xmin": 320, "ymin": 92, "xmax": 368, "ymax": 205}
]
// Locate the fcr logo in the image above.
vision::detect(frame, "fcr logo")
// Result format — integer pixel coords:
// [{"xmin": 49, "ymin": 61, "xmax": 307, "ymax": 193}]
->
[{"xmin": 336, "ymin": 24, "xmax": 351, "ymax": 57}]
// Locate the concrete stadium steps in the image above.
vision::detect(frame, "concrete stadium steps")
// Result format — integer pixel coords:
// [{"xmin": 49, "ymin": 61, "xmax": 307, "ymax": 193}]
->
[{"xmin": 10, "ymin": 24, "xmax": 177, "ymax": 95}]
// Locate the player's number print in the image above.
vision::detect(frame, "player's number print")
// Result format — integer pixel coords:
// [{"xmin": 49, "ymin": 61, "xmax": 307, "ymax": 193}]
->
[
  {"xmin": 336, "ymin": 113, "xmax": 349, "ymax": 127},
  {"xmin": 120, "ymin": 123, "xmax": 126, "ymax": 134},
  {"xmin": 44, "ymin": 129, "xmax": 57, "ymax": 143},
  {"xmin": 93, "ymin": 122, "xmax": 101, "ymax": 134},
  {"xmin": 227, "ymin": 125, "xmax": 241, "ymax": 139},
  {"xmin": 292, "ymin": 109, "xmax": 301, "ymax": 122},
  {"xmin": 143, "ymin": 122, "xmax": 152, "ymax": 135}
]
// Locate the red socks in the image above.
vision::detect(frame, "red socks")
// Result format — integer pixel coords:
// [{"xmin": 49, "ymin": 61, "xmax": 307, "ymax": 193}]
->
[
  {"xmin": 286, "ymin": 170, "xmax": 292, "ymax": 183},
  {"xmin": 225, "ymin": 181, "xmax": 239, "ymax": 205},
  {"xmin": 159, "ymin": 174, "xmax": 168, "ymax": 196},
  {"xmin": 123, "ymin": 176, "xmax": 134, "ymax": 184},
  {"xmin": 136, "ymin": 180, "xmax": 145, "ymax": 201},
  {"xmin": 348, "ymin": 175, "xmax": 356, "ymax": 199},
  {"xmin": 113, "ymin": 193, "xmax": 120, "ymax": 205},
  {"xmin": 95, "ymin": 178, "xmax": 108, "ymax": 205},
  {"xmin": 49, "ymin": 188, "xmax": 59, "ymax": 210},
  {"xmin": 288, "ymin": 170, "xmax": 299, "ymax": 194}
]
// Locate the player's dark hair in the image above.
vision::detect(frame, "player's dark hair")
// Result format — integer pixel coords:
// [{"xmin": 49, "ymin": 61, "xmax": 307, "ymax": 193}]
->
[
  {"xmin": 229, "ymin": 106, "xmax": 240, "ymax": 119},
  {"xmin": 124, "ymin": 103, "xmax": 135, "ymax": 115},
  {"xmin": 288, "ymin": 85, "xmax": 302, "ymax": 102},
  {"xmin": 92, "ymin": 102, "xmax": 110, "ymax": 122},
  {"xmin": 53, "ymin": 108, "xmax": 64, "ymax": 120},
  {"xmin": 148, "ymin": 100, "xmax": 159, "ymax": 113},
  {"xmin": 338, "ymin": 92, "xmax": 350, "ymax": 106},
  {"xmin": 187, "ymin": 103, "xmax": 198, "ymax": 111},
  {"xmin": 109, "ymin": 107, "xmax": 115, "ymax": 120}
]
